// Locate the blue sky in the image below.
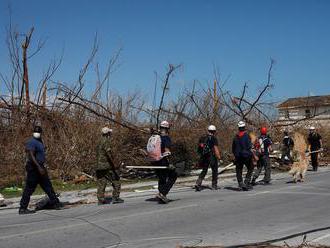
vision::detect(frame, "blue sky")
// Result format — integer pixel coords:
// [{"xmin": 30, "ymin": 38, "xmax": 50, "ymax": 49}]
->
[{"xmin": 0, "ymin": 0, "xmax": 329, "ymax": 104}]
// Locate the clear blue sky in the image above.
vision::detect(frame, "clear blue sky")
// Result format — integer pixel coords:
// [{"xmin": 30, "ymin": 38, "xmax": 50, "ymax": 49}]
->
[{"xmin": 0, "ymin": 0, "xmax": 329, "ymax": 104}]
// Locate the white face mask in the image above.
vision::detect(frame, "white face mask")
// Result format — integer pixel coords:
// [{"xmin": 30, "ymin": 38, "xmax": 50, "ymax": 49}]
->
[{"xmin": 33, "ymin": 132, "xmax": 41, "ymax": 139}]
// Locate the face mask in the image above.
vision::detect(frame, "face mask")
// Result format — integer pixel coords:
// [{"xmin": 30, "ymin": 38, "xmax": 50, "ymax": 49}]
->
[{"xmin": 33, "ymin": 132, "xmax": 41, "ymax": 139}]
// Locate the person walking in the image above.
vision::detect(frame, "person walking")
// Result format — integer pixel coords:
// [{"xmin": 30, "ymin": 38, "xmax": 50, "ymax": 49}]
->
[
  {"xmin": 96, "ymin": 127, "xmax": 124, "ymax": 204},
  {"xmin": 195, "ymin": 125, "xmax": 221, "ymax": 191},
  {"xmin": 307, "ymin": 126, "xmax": 323, "ymax": 171},
  {"xmin": 281, "ymin": 130, "xmax": 294, "ymax": 165},
  {"xmin": 154, "ymin": 121, "xmax": 177, "ymax": 204},
  {"xmin": 251, "ymin": 127, "xmax": 273, "ymax": 185},
  {"xmin": 232, "ymin": 121, "xmax": 254, "ymax": 191},
  {"xmin": 19, "ymin": 126, "xmax": 61, "ymax": 214}
]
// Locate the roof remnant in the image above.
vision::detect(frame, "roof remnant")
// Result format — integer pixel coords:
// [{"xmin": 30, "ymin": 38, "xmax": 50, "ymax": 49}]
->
[{"xmin": 277, "ymin": 95, "xmax": 330, "ymax": 109}]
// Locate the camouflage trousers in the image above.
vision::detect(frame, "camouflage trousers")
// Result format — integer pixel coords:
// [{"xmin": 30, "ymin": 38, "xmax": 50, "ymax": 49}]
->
[{"xmin": 96, "ymin": 169, "xmax": 121, "ymax": 201}]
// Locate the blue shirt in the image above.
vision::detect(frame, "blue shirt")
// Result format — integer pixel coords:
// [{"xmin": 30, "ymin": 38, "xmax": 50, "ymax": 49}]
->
[{"xmin": 25, "ymin": 137, "xmax": 46, "ymax": 165}]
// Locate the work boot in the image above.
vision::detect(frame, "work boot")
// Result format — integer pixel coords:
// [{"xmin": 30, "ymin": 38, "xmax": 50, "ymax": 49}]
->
[
  {"xmin": 238, "ymin": 182, "xmax": 248, "ymax": 191},
  {"xmin": 19, "ymin": 208, "xmax": 36, "ymax": 215},
  {"xmin": 53, "ymin": 202, "xmax": 64, "ymax": 210},
  {"xmin": 112, "ymin": 197, "xmax": 124, "ymax": 204},
  {"xmin": 194, "ymin": 185, "xmax": 202, "ymax": 192},
  {"xmin": 211, "ymin": 185, "xmax": 220, "ymax": 190},
  {"xmin": 98, "ymin": 199, "xmax": 108, "ymax": 205}
]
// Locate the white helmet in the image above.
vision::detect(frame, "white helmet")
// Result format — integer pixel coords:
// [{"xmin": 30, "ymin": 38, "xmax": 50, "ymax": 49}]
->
[
  {"xmin": 208, "ymin": 125, "xmax": 216, "ymax": 131},
  {"xmin": 101, "ymin": 127, "xmax": 112, "ymax": 134},
  {"xmin": 309, "ymin": 126, "xmax": 315, "ymax": 130},
  {"xmin": 238, "ymin": 121, "xmax": 246, "ymax": 128},
  {"xmin": 160, "ymin": 120, "xmax": 170, "ymax": 129}
]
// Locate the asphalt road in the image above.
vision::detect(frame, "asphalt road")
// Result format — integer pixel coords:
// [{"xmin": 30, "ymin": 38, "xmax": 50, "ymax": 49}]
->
[{"xmin": 0, "ymin": 168, "xmax": 329, "ymax": 248}]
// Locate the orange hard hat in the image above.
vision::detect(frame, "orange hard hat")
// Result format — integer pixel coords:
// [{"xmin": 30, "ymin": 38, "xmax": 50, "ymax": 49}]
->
[{"xmin": 260, "ymin": 127, "xmax": 267, "ymax": 135}]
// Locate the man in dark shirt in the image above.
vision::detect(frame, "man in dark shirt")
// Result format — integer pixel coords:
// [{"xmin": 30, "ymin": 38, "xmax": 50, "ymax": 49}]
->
[
  {"xmin": 19, "ymin": 126, "xmax": 61, "ymax": 214},
  {"xmin": 251, "ymin": 127, "xmax": 273, "ymax": 185},
  {"xmin": 195, "ymin": 125, "xmax": 221, "ymax": 191},
  {"xmin": 154, "ymin": 121, "xmax": 177, "ymax": 204},
  {"xmin": 232, "ymin": 121, "xmax": 254, "ymax": 191},
  {"xmin": 308, "ymin": 126, "xmax": 323, "ymax": 171}
]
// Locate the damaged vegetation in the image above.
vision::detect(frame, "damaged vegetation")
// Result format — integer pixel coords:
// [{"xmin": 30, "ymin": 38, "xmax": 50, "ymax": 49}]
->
[{"xmin": 0, "ymin": 21, "xmax": 328, "ymax": 190}]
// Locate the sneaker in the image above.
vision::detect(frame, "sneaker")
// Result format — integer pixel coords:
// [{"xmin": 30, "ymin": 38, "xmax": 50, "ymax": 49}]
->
[
  {"xmin": 158, "ymin": 193, "xmax": 169, "ymax": 204},
  {"xmin": 19, "ymin": 208, "xmax": 36, "ymax": 215},
  {"xmin": 112, "ymin": 198, "xmax": 124, "ymax": 204}
]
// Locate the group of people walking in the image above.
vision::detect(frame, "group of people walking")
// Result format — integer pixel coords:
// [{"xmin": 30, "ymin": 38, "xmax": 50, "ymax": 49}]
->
[{"xmin": 18, "ymin": 120, "xmax": 323, "ymax": 214}]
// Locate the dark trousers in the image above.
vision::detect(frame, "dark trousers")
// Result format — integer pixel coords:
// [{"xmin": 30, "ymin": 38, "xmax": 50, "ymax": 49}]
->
[
  {"xmin": 311, "ymin": 153, "xmax": 319, "ymax": 171},
  {"xmin": 153, "ymin": 158, "xmax": 177, "ymax": 196},
  {"xmin": 20, "ymin": 169, "xmax": 59, "ymax": 209},
  {"xmin": 196, "ymin": 156, "xmax": 218, "ymax": 187},
  {"xmin": 155, "ymin": 167, "xmax": 177, "ymax": 196},
  {"xmin": 253, "ymin": 155, "xmax": 271, "ymax": 183},
  {"xmin": 235, "ymin": 157, "xmax": 254, "ymax": 186}
]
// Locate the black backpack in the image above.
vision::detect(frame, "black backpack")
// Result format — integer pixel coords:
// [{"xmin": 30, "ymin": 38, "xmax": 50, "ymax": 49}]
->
[{"xmin": 197, "ymin": 136, "xmax": 213, "ymax": 158}]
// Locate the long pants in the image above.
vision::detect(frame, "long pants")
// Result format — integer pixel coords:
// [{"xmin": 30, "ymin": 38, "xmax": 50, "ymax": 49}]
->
[
  {"xmin": 196, "ymin": 156, "xmax": 218, "ymax": 187},
  {"xmin": 153, "ymin": 158, "xmax": 177, "ymax": 196},
  {"xmin": 253, "ymin": 155, "xmax": 271, "ymax": 183},
  {"xmin": 96, "ymin": 169, "xmax": 121, "ymax": 201},
  {"xmin": 20, "ymin": 169, "xmax": 59, "ymax": 209},
  {"xmin": 281, "ymin": 147, "xmax": 292, "ymax": 164},
  {"xmin": 155, "ymin": 168, "xmax": 177, "ymax": 196},
  {"xmin": 311, "ymin": 152, "xmax": 319, "ymax": 171},
  {"xmin": 235, "ymin": 157, "xmax": 254, "ymax": 186}
]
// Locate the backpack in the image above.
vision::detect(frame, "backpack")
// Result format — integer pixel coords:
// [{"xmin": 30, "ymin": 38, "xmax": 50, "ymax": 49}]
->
[
  {"xmin": 146, "ymin": 134, "xmax": 162, "ymax": 161},
  {"xmin": 197, "ymin": 136, "xmax": 213, "ymax": 158},
  {"xmin": 258, "ymin": 136, "xmax": 270, "ymax": 155}
]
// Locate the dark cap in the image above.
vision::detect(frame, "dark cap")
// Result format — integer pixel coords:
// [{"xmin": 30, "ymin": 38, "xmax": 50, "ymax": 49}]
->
[{"xmin": 33, "ymin": 126, "xmax": 43, "ymax": 133}]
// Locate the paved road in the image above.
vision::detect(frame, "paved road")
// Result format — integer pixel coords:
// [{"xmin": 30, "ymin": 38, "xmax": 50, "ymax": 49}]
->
[{"xmin": 0, "ymin": 168, "xmax": 329, "ymax": 248}]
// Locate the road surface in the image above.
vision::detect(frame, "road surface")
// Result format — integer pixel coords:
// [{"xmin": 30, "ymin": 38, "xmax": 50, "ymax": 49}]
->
[{"xmin": 0, "ymin": 168, "xmax": 329, "ymax": 248}]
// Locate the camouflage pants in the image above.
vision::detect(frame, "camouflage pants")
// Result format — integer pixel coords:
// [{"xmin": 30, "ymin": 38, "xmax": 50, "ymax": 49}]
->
[{"xmin": 96, "ymin": 169, "xmax": 121, "ymax": 201}]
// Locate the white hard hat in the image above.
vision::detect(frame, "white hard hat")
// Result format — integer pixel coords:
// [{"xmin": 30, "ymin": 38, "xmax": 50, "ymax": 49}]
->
[
  {"xmin": 309, "ymin": 126, "xmax": 315, "ymax": 130},
  {"xmin": 208, "ymin": 125, "xmax": 216, "ymax": 131},
  {"xmin": 101, "ymin": 127, "xmax": 112, "ymax": 134},
  {"xmin": 160, "ymin": 120, "xmax": 170, "ymax": 129},
  {"xmin": 238, "ymin": 121, "xmax": 246, "ymax": 128}
]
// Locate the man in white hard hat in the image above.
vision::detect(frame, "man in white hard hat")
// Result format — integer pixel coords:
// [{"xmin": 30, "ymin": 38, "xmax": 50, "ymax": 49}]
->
[
  {"xmin": 195, "ymin": 125, "xmax": 221, "ymax": 191},
  {"xmin": 154, "ymin": 121, "xmax": 177, "ymax": 204},
  {"xmin": 95, "ymin": 127, "xmax": 124, "ymax": 204},
  {"xmin": 307, "ymin": 126, "xmax": 323, "ymax": 171},
  {"xmin": 232, "ymin": 121, "xmax": 254, "ymax": 191}
]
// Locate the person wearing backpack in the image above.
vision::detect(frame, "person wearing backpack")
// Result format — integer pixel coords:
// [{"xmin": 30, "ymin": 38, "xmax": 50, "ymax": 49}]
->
[
  {"xmin": 149, "ymin": 121, "xmax": 177, "ymax": 204},
  {"xmin": 251, "ymin": 127, "xmax": 273, "ymax": 185},
  {"xmin": 232, "ymin": 121, "xmax": 254, "ymax": 191},
  {"xmin": 194, "ymin": 125, "xmax": 221, "ymax": 191}
]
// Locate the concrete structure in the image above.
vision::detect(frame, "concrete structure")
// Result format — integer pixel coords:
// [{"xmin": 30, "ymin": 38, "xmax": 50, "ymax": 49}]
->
[{"xmin": 277, "ymin": 95, "xmax": 330, "ymax": 128}]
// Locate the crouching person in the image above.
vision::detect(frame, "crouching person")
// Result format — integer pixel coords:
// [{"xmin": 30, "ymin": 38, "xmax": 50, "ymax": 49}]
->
[
  {"xmin": 96, "ymin": 127, "xmax": 123, "ymax": 205},
  {"xmin": 19, "ymin": 126, "xmax": 61, "ymax": 215}
]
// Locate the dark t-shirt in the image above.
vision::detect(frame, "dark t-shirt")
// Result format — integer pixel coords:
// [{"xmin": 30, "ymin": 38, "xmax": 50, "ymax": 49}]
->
[
  {"xmin": 25, "ymin": 137, "xmax": 46, "ymax": 170},
  {"xmin": 161, "ymin": 135, "xmax": 171, "ymax": 153},
  {"xmin": 198, "ymin": 135, "xmax": 218, "ymax": 160},
  {"xmin": 258, "ymin": 135, "xmax": 272, "ymax": 156},
  {"xmin": 308, "ymin": 133, "xmax": 322, "ymax": 151}
]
